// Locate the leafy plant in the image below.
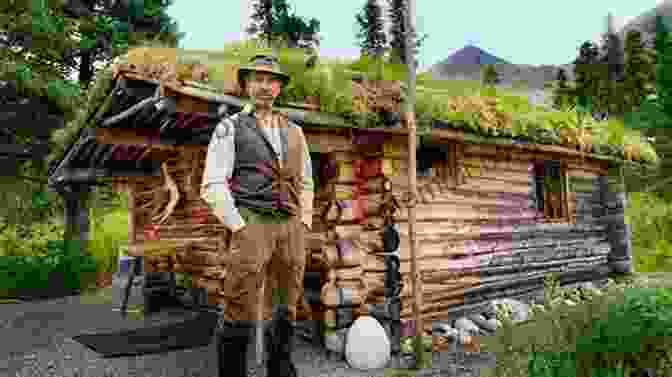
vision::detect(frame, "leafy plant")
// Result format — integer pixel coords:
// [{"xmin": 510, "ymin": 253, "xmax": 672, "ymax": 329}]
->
[
  {"xmin": 88, "ymin": 199, "xmax": 130, "ymax": 274},
  {"xmin": 0, "ymin": 239, "xmax": 98, "ymax": 299},
  {"xmin": 482, "ymin": 275, "xmax": 672, "ymax": 377}
]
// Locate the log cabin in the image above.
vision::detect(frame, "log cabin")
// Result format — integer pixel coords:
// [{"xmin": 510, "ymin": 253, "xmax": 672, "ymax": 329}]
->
[{"xmin": 46, "ymin": 46, "xmax": 656, "ymax": 343}]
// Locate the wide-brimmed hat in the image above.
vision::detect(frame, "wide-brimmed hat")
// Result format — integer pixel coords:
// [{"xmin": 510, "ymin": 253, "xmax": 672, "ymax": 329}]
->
[{"xmin": 237, "ymin": 54, "xmax": 290, "ymax": 90}]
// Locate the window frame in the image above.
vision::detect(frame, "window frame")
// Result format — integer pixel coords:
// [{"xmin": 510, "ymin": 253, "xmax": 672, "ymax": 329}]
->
[{"xmin": 533, "ymin": 159, "xmax": 570, "ymax": 222}]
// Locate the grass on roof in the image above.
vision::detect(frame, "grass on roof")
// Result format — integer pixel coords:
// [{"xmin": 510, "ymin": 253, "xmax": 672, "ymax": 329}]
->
[{"xmin": 48, "ymin": 39, "xmax": 660, "ymax": 169}]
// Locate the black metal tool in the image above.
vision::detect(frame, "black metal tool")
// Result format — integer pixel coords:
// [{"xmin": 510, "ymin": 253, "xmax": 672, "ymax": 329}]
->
[{"xmin": 120, "ymin": 255, "xmax": 142, "ymax": 318}]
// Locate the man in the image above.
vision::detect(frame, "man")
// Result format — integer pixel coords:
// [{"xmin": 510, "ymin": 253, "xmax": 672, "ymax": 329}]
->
[{"xmin": 200, "ymin": 54, "xmax": 313, "ymax": 376}]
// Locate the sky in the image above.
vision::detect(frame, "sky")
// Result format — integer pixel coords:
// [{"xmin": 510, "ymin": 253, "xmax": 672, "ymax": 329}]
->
[{"xmin": 166, "ymin": 0, "xmax": 665, "ymax": 72}]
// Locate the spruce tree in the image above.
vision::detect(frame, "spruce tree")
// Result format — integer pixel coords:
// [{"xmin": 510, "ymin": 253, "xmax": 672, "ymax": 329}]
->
[
  {"xmin": 623, "ymin": 29, "xmax": 656, "ymax": 111},
  {"xmin": 247, "ymin": 0, "xmax": 320, "ymax": 51},
  {"xmin": 552, "ymin": 68, "xmax": 572, "ymax": 109},
  {"xmin": 247, "ymin": 0, "xmax": 274, "ymax": 47},
  {"xmin": 594, "ymin": 13, "xmax": 624, "ymax": 117},
  {"xmin": 1, "ymin": 0, "xmax": 183, "ymax": 88},
  {"xmin": 387, "ymin": 0, "xmax": 426, "ymax": 68},
  {"xmin": 355, "ymin": 0, "xmax": 387, "ymax": 57},
  {"xmin": 654, "ymin": 15, "xmax": 672, "ymax": 119},
  {"xmin": 572, "ymin": 41, "xmax": 601, "ymax": 113}
]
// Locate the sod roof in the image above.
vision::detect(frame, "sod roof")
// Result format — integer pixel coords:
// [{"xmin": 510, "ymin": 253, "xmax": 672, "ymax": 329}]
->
[{"xmin": 47, "ymin": 41, "xmax": 660, "ymax": 172}]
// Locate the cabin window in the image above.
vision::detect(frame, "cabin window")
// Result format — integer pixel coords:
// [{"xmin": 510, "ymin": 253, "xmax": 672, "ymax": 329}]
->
[
  {"xmin": 417, "ymin": 144, "xmax": 452, "ymax": 179},
  {"xmin": 312, "ymin": 151, "xmax": 336, "ymax": 192},
  {"xmin": 533, "ymin": 160, "xmax": 568, "ymax": 220}
]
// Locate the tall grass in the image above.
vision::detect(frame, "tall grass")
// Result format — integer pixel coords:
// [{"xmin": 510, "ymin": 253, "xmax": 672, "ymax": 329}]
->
[{"xmin": 626, "ymin": 191, "xmax": 672, "ymax": 272}]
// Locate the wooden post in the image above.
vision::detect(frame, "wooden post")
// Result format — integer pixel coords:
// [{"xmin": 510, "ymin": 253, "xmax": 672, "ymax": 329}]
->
[
  {"xmin": 62, "ymin": 183, "xmax": 91, "ymax": 256},
  {"xmin": 402, "ymin": 0, "xmax": 425, "ymax": 368}
]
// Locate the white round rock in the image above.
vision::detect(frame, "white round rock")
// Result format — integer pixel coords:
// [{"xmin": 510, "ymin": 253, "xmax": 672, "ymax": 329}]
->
[{"xmin": 345, "ymin": 316, "xmax": 391, "ymax": 370}]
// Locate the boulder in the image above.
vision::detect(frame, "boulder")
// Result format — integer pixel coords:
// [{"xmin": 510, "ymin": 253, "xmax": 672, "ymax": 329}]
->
[
  {"xmin": 345, "ymin": 316, "xmax": 391, "ymax": 370},
  {"xmin": 490, "ymin": 298, "xmax": 530, "ymax": 323},
  {"xmin": 454, "ymin": 317, "xmax": 480, "ymax": 334},
  {"xmin": 468, "ymin": 314, "xmax": 498, "ymax": 333},
  {"xmin": 324, "ymin": 328, "xmax": 348, "ymax": 356},
  {"xmin": 457, "ymin": 329, "xmax": 472, "ymax": 346},
  {"xmin": 432, "ymin": 323, "xmax": 458, "ymax": 339}
]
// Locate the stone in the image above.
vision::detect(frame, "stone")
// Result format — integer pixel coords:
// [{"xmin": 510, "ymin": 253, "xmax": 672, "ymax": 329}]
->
[
  {"xmin": 490, "ymin": 298, "xmax": 531, "ymax": 323},
  {"xmin": 457, "ymin": 329, "xmax": 472, "ymax": 345},
  {"xmin": 324, "ymin": 328, "xmax": 348, "ymax": 355},
  {"xmin": 345, "ymin": 316, "xmax": 391, "ymax": 370},
  {"xmin": 454, "ymin": 317, "xmax": 480, "ymax": 335},
  {"xmin": 468, "ymin": 314, "xmax": 497, "ymax": 333},
  {"xmin": 432, "ymin": 323, "xmax": 458, "ymax": 340}
]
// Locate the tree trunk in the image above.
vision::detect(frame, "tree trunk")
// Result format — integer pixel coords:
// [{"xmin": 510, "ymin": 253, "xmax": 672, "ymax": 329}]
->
[
  {"xmin": 62, "ymin": 184, "xmax": 91, "ymax": 255},
  {"xmin": 79, "ymin": 51, "xmax": 94, "ymax": 89}
]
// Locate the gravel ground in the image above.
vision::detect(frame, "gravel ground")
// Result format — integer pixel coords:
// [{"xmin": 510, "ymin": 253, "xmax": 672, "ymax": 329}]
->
[{"xmin": 0, "ymin": 275, "xmax": 496, "ymax": 377}]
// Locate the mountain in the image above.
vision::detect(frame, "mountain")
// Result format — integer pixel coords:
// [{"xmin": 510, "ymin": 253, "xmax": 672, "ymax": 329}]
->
[
  {"xmin": 428, "ymin": 44, "xmax": 559, "ymax": 105},
  {"xmin": 436, "ymin": 44, "xmax": 511, "ymax": 66}
]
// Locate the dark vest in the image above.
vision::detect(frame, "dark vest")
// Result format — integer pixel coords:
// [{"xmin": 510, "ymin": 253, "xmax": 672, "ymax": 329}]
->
[{"xmin": 230, "ymin": 112, "xmax": 292, "ymax": 214}]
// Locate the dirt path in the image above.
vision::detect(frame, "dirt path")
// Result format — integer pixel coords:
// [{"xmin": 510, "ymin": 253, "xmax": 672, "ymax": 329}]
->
[{"xmin": 0, "ymin": 275, "xmax": 495, "ymax": 377}]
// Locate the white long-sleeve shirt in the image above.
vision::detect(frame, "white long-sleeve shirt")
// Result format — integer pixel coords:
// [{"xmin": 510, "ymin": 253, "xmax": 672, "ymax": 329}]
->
[{"xmin": 200, "ymin": 108, "xmax": 314, "ymax": 233}]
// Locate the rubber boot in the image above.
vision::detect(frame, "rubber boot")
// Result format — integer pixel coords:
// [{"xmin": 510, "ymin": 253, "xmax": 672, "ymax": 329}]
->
[
  {"xmin": 266, "ymin": 305, "xmax": 297, "ymax": 377},
  {"xmin": 216, "ymin": 320, "xmax": 255, "ymax": 377}
]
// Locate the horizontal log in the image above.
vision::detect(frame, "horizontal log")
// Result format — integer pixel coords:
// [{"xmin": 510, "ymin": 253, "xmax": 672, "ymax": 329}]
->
[
  {"xmin": 192, "ymin": 276, "xmax": 224, "ymax": 296},
  {"xmin": 373, "ymin": 235, "xmax": 609, "ymax": 267},
  {"xmin": 420, "ymin": 257, "xmax": 608, "ymax": 304},
  {"xmin": 328, "ymin": 266, "xmax": 364, "ymax": 281},
  {"xmin": 423, "ymin": 192, "xmax": 530, "ymax": 208},
  {"xmin": 463, "ymin": 157, "xmax": 532, "ymax": 174},
  {"xmin": 173, "ymin": 263, "xmax": 226, "ymax": 278},
  {"xmin": 397, "ymin": 204, "xmax": 542, "ymax": 223},
  {"xmin": 321, "ymin": 281, "xmax": 367, "ymax": 308},
  {"xmin": 323, "ymin": 242, "xmax": 366, "ymax": 268},
  {"xmin": 181, "ymin": 250, "xmax": 227, "ymax": 266},
  {"xmin": 457, "ymin": 177, "xmax": 531, "ymax": 194},
  {"xmin": 461, "ymin": 165, "xmax": 531, "ymax": 184},
  {"xmin": 126, "ymin": 238, "xmax": 209, "ymax": 257}
]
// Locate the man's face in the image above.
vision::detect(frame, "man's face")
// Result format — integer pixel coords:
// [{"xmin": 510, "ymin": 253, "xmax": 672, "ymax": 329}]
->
[{"xmin": 245, "ymin": 70, "xmax": 282, "ymax": 109}]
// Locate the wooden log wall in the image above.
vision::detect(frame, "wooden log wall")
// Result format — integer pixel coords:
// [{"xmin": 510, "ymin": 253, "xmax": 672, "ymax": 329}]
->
[
  {"xmin": 310, "ymin": 139, "xmax": 617, "ymax": 329},
  {"xmin": 122, "ymin": 144, "xmax": 326, "ymax": 320},
  {"xmin": 115, "ymin": 125, "xmax": 624, "ymax": 338}
]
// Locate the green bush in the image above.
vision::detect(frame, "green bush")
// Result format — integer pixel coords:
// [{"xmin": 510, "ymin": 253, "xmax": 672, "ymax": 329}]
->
[
  {"xmin": 0, "ymin": 239, "xmax": 98, "ymax": 299},
  {"xmin": 0, "ymin": 220, "xmax": 65, "ymax": 257},
  {"xmin": 88, "ymin": 201, "xmax": 130, "ymax": 274},
  {"xmin": 626, "ymin": 191, "xmax": 672, "ymax": 272},
  {"xmin": 482, "ymin": 276, "xmax": 672, "ymax": 377}
]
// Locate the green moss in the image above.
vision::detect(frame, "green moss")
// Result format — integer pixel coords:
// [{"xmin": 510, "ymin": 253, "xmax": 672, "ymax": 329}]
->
[{"xmin": 48, "ymin": 40, "xmax": 659, "ymax": 168}]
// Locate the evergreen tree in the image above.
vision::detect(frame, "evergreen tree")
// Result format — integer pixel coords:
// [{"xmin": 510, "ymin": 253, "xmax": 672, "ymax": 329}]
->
[
  {"xmin": 571, "ymin": 41, "xmax": 601, "ymax": 113},
  {"xmin": 70, "ymin": 0, "xmax": 184, "ymax": 87},
  {"xmin": 623, "ymin": 29, "xmax": 656, "ymax": 111},
  {"xmin": 387, "ymin": 0, "xmax": 426, "ymax": 68},
  {"xmin": 272, "ymin": 0, "xmax": 320, "ymax": 51},
  {"xmin": 247, "ymin": 0, "xmax": 274, "ymax": 47},
  {"xmin": 482, "ymin": 64, "xmax": 500, "ymax": 86},
  {"xmin": 552, "ymin": 68, "xmax": 572, "ymax": 109},
  {"xmin": 355, "ymin": 0, "xmax": 387, "ymax": 57},
  {"xmin": 594, "ymin": 13, "xmax": 625, "ymax": 117},
  {"xmin": 654, "ymin": 15, "xmax": 672, "ymax": 119},
  {"xmin": 247, "ymin": 0, "xmax": 320, "ymax": 51}
]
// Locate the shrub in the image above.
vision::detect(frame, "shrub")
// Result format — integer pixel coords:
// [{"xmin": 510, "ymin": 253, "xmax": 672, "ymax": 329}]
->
[
  {"xmin": 626, "ymin": 191, "xmax": 672, "ymax": 272},
  {"xmin": 0, "ymin": 239, "xmax": 98, "ymax": 299},
  {"xmin": 88, "ymin": 203, "xmax": 130, "ymax": 274},
  {"xmin": 482, "ymin": 276, "xmax": 672, "ymax": 377}
]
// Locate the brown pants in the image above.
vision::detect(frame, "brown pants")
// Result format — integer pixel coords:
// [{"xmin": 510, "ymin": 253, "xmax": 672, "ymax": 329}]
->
[{"xmin": 220, "ymin": 215, "xmax": 306, "ymax": 323}]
